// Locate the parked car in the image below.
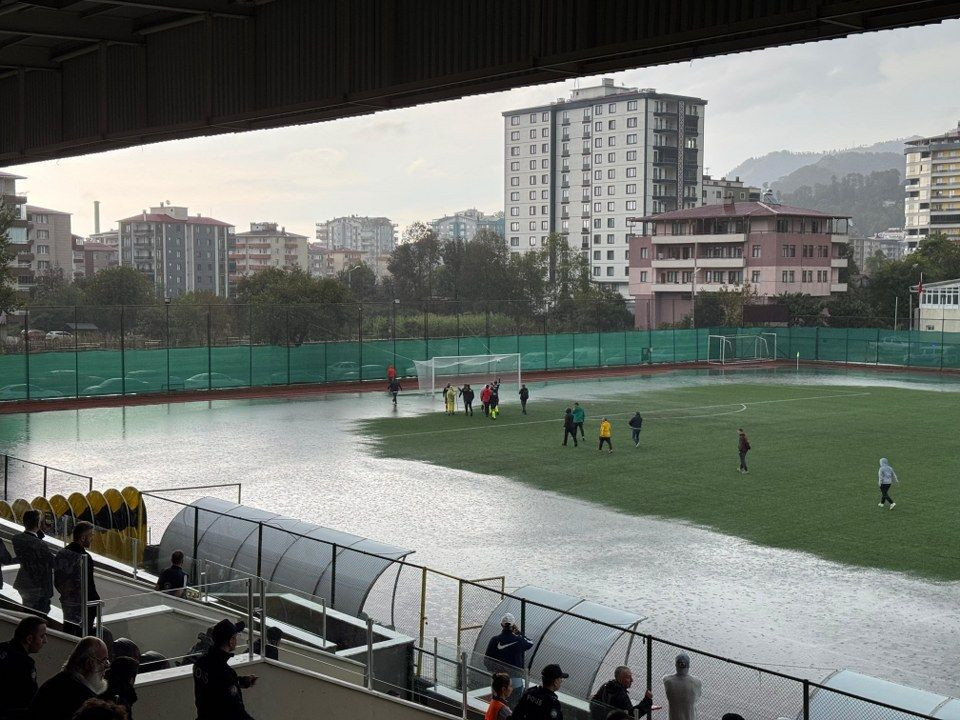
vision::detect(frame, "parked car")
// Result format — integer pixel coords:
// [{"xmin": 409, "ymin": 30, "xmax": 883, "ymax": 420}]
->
[
  {"xmin": 326, "ymin": 361, "xmax": 359, "ymax": 381},
  {"xmin": 45, "ymin": 330, "xmax": 72, "ymax": 340},
  {"xmin": 81, "ymin": 377, "xmax": 152, "ymax": 396},
  {"xmin": 20, "ymin": 329, "xmax": 45, "ymax": 341},
  {"xmin": 0, "ymin": 384, "xmax": 63, "ymax": 400},
  {"xmin": 184, "ymin": 372, "xmax": 242, "ymax": 390}
]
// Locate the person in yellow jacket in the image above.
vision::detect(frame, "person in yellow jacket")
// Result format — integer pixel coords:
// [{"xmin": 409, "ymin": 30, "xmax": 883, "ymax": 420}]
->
[
  {"xmin": 598, "ymin": 417, "xmax": 613, "ymax": 453},
  {"xmin": 444, "ymin": 384, "xmax": 457, "ymax": 415}
]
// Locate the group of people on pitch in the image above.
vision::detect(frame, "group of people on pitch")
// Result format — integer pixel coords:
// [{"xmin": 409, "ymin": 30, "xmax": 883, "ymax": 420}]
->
[{"xmin": 561, "ymin": 402, "xmax": 644, "ymax": 451}]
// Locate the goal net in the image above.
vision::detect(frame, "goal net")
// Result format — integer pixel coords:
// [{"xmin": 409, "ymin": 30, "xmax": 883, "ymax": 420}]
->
[
  {"xmin": 707, "ymin": 333, "xmax": 778, "ymax": 365},
  {"xmin": 412, "ymin": 354, "xmax": 522, "ymax": 394}
]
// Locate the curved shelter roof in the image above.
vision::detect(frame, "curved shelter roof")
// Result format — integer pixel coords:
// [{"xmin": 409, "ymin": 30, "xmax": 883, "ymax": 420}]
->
[
  {"xmin": 811, "ymin": 670, "xmax": 960, "ymax": 720},
  {"xmin": 472, "ymin": 585, "xmax": 645, "ymax": 699},
  {"xmin": 159, "ymin": 497, "xmax": 412, "ymax": 617}
]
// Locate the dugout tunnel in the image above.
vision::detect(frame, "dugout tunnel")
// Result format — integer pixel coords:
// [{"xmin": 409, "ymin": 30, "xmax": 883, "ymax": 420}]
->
[
  {"xmin": 158, "ymin": 497, "xmax": 413, "ymax": 619},
  {"xmin": 471, "ymin": 585, "xmax": 646, "ymax": 699}
]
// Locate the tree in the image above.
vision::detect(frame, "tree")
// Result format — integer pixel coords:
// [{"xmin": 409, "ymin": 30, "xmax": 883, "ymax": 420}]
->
[
  {"xmin": 0, "ymin": 205, "xmax": 20, "ymax": 314},
  {"xmin": 772, "ymin": 292, "xmax": 827, "ymax": 324},
  {"xmin": 335, "ymin": 262, "xmax": 379, "ymax": 302},
  {"xmin": 82, "ymin": 266, "xmax": 155, "ymax": 307},
  {"xmin": 26, "ymin": 268, "xmax": 82, "ymax": 332},
  {"xmin": 387, "ymin": 223, "xmax": 442, "ymax": 301}
]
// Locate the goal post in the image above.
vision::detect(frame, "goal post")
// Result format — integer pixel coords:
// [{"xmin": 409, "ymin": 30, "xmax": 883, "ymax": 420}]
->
[
  {"xmin": 707, "ymin": 333, "xmax": 777, "ymax": 365},
  {"xmin": 412, "ymin": 353, "xmax": 522, "ymax": 394}
]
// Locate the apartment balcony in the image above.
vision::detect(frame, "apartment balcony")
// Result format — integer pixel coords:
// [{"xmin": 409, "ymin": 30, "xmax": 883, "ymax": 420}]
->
[
  {"xmin": 830, "ymin": 234, "xmax": 849, "ymax": 243},
  {"xmin": 581, "ymin": 211, "xmax": 590, "ymax": 218},
  {"xmin": 581, "ymin": 163, "xmax": 590, "ymax": 171},
  {"xmin": 17, "ymin": 252, "xmax": 34, "ymax": 262},
  {"xmin": 831, "ymin": 283, "xmax": 848, "ymax": 292},
  {"xmin": 560, "ymin": 181, "xmax": 569, "ymax": 189},
  {"xmin": 651, "ymin": 282, "xmax": 690, "ymax": 293},
  {"xmin": 831, "ymin": 258, "xmax": 848, "ymax": 268},
  {"xmin": 133, "ymin": 238, "xmax": 153, "ymax": 246},
  {"xmin": 683, "ymin": 117, "xmax": 700, "ymax": 131},
  {"xmin": 561, "ymin": 150, "xmax": 570, "ymax": 157},
  {"xmin": 653, "ymin": 126, "xmax": 677, "ymax": 133},
  {"xmin": 561, "ymin": 118, "xmax": 570, "ymax": 126},
  {"xmin": 582, "ymin": 130, "xmax": 591, "ymax": 139},
  {"xmin": 580, "ymin": 227, "xmax": 589, "ymax": 234},
  {"xmin": 580, "ymin": 195, "xmax": 590, "ymax": 203},
  {"xmin": 560, "ymin": 198, "xmax": 569, "ymax": 206},
  {"xmin": 653, "ymin": 110, "xmax": 675, "ymax": 117},
  {"xmin": 561, "ymin": 212, "xmax": 570, "ymax": 219},
  {"xmin": 653, "ymin": 233, "xmax": 746, "ymax": 245},
  {"xmin": 651, "ymin": 258, "xmax": 694, "ymax": 269},
  {"xmin": 582, "ymin": 116, "xmax": 591, "ymax": 123},
  {"xmin": 134, "ymin": 253, "xmax": 154, "ymax": 260},
  {"xmin": 581, "ymin": 148, "xmax": 590, "ymax": 155},
  {"xmin": 697, "ymin": 257, "xmax": 745, "ymax": 268},
  {"xmin": 581, "ymin": 179, "xmax": 590, "ymax": 186}
]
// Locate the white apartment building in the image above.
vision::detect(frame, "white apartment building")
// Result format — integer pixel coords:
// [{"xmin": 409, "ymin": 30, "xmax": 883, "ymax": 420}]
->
[
  {"xmin": 229, "ymin": 222, "xmax": 309, "ymax": 286},
  {"xmin": 905, "ymin": 121, "xmax": 960, "ymax": 246},
  {"xmin": 701, "ymin": 175, "xmax": 760, "ymax": 205},
  {"xmin": 314, "ymin": 215, "xmax": 396, "ymax": 265},
  {"xmin": 503, "ymin": 78, "xmax": 706, "ymax": 295}
]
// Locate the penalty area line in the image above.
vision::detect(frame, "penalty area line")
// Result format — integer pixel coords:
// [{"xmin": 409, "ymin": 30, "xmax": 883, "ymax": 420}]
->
[{"xmin": 371, "ymin": 391, "xmax": 870, "ymax": 438}]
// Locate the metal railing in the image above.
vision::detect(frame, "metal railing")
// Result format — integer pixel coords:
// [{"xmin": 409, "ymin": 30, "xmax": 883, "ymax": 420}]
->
[{"xmin": 2, "ymin": 452, "xmax": 93, "ymax": 501}]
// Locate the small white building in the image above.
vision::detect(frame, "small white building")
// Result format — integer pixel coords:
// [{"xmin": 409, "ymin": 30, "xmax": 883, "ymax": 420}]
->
[{"xmin": 912, "ymin": 278, "xmax": 960, "ymax": 332}]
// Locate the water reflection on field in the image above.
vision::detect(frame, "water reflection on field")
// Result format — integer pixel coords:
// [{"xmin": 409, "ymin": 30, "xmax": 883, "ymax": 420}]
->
[{"xmin": 0, "ymin": 366, "xmax": 957, "ymax": 695}]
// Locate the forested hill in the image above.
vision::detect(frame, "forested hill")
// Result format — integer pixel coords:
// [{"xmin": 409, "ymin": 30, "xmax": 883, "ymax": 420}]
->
[{"xmin": 771, "ymin": 151, "xmax": 903, "ymax": 193}]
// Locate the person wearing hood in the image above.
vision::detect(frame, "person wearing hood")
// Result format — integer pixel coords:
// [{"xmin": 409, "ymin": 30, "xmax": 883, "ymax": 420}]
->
[
  {"xmin": 562, "ymin": 408, "xmax": 578, "ymax": 447},
  {"xmin": 628, "ymin": 412, "xmax": 643, "ymax": 448},
  {"xmin": 444, "ymin": 383, "xmax": 457, "ymax": 415},
  {"xmin": 101, "ymin": 655, "xmax": 138, "ymax": 719},
  {"xmin": 483, "ymin": 613, "xmax": 533, "ymax": 708},
  {"xmin": 662, "ymin": 653, "xmax": 701, "ymax": 720},
  {"xmin": 878, "ymin": 458, "xmax": 899, "ymax": 509}
]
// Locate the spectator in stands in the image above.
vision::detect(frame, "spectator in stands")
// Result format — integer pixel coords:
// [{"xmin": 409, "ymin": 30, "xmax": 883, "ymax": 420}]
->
[
  {"xmin": 100, "ymin": 655, "xmax": 138, "ymax": 720},
  {"xmin": 0, "ymin": 615, "xmax": 47, "ymax": 718},
  {"xmin": 590, "ymin": 666, "xmax": 653, "ymax": 720},
  {"xmin": 30, "ymin": 636, "xmax": 110, "ymax": 720},
  {"xmin": 662, "ymin": 653, "xmax": 702, "ymax": 720},
  {"xmin": 253, "ymin": 625, "xmax": 283, "ymax": 660},
  {"xmin": 155, "ymin": 550, "xmax": 188, "ymax": 598},
  {"xmin": 572, "ymin": 402, "xmax": 586, "ymax": 439},
  {"xmin": 71, "ymin": 699, "xmax": 128, "ymax": 720},
  {"xmin": 484, "ymin": 672, "xmax": 513, "ymax": 720},
  {"xmin": 12, "ymin": 509, "xmax": 53, "ymax": 613},
  {"xmin": 111, "ymin": 638, "xmax": 141, "ymax": 664},
  {"xmin": 512, "ymin": 663, "xmax": 568, "ymax": 720},
  {"xmin": 54, "ymin": 521, "xmax": 100, "ymax": 636},
  {"xmin": 137, "ymin": 651, "xmax": 170, "ymax": 673},
  {"xmin": 181, "ymin": 626, "xmax": 215, "ymax": 666},
  {"xmin": 562, "ymin": 408, "xmax": 578, "ymax": 447},
  {"xmin": 193, "ymin": 619, "xmax": 257, "ymax": 720},
  {"xmin": 483, "ymin": 613, "xmax": 533, "ymax": 708}
]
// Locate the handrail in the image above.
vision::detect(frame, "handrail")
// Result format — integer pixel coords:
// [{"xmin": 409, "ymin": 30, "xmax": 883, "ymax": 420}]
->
[
  {"xmin": 141, "ymin": 483, "xmax": 242, "ymax": 503},
  {"xmin": 2, "ymin": 452, "xmax": 94, "ymax": 500}
]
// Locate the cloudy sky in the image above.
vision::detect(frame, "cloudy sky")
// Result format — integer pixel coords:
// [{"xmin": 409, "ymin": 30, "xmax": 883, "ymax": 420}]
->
[{"xmin": 7, "ymin": 19, "xmax": 960, "ymax": 239}]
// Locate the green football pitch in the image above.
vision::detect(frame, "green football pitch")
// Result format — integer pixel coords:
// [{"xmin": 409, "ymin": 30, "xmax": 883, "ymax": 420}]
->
[{"xmin": 360, "ymin": 380, "xmax": 960, "ymax": 581}]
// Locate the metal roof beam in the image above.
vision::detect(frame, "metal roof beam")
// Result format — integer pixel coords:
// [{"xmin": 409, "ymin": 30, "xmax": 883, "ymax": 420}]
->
[
  {"xmin": 0, "ymin": 7, "xmax": 142, "ymax": 44},
  {"xmin": 0, "ymin": 42, "xmax": 60, "ymax": 67},
  {"xmin": 76, "ymin": 0, "xmax": 252, "ymax": 19}
]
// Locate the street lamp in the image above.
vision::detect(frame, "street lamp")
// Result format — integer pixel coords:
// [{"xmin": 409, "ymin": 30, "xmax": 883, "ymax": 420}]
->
[{"xmin": 346, "ymin": 264, "xmax": 364, "ymax": 302}]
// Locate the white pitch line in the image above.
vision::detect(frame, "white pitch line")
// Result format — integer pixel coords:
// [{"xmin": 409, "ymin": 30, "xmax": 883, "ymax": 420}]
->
[{"xmin": 370, "ymin": 391, "xmax": 870, "ymax": 439}]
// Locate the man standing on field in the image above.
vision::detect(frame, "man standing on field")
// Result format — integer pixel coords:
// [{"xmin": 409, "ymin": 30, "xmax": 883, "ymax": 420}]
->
[
  {"xmin": 737, "ymin": 428, "xmax": 750, "ymax": 474},
  {"xmin": 878, "ymin": 457, "xmax": 899, "ymax": 509},
  {"xmin": 598, "ymin": 417, "xmax": 613, "ymax": 453},
  {"xmin": 572, "ymin": 402, "xmax": 585, "ymax": 440},
  {"xmin": 628, "ymin": 412, "xmax": 643, "ymax": 448}
]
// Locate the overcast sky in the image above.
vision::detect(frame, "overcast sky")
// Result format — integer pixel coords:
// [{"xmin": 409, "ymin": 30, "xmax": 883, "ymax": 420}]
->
[{"xmin": 7, "ymin": 19, "xmax": 960, "ymax": 239}]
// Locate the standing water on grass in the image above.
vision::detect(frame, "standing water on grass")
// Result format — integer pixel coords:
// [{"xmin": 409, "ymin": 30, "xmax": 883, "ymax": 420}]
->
[{"xmin": 0, "ymin": 366, "xmax": 958, "ymax": 696}]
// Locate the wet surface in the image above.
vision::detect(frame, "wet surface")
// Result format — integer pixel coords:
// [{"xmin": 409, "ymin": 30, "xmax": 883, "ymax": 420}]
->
[{"xmin": 0, "ymin": 366, "xmax": 958, "ymax": 696}]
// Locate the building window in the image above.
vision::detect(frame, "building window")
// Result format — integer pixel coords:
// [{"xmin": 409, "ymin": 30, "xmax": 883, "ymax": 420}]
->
[
  {"xmin": 627, "ymin": 117, "xmax": 637, "ymax": 128},
  {"xmin": 608, "ymin": 120, "xmax": 616, "ymax": 130},
  {"xmin": 640, "ymin": 270, "xmax": 648, "ymax": 282},
  {"xmin": 530, "ymin": 145, "xmax": 537, "ymax": 155},
  {"xmin": 776, "ymin": 218, "xmax": 789, "ymax": 232},
  {"xmin": 626, "ymin": 150, "xmax": 637, "ymax": 161},
  {"xmin": 529, "ymin": 191, "xmax": 537, "ymax": 200},
  {"xmin": 628, "ymin": 100, "xmax": 638, "ymax": 111},
  {"xmin": 36, "ymin": 244, "xmax": 50, "ymax": 254},
  {"xmin": 781, "ymin": 244, "xmax": 796, "ymax": 257},
  {"xmin": 510, "ymin": 161, "xmax": 520, "ymax": 171},
  {"xmin": 511, "ymin": 116, "xmax": 520, "ymax": 126},
  {"xmin": 542, "ymin": 189, "xmax": 549, "ymax": 199},
  {"xmin": 593, "ymin": 267, "xmax": 601, "ymax": 276},
  {"xmin": 593, "ymin": 234, "xmax": 601, "ymax": 245},
  {"xmin": 752, "ymin": 244, "xmax": 761, "ymax": 258},
  {"xmin": 510, "ymin": 147, "xmax": 519, "ymax": 156},
  {"xmin": 541, "ymin": 159, "xmax": 549, "ymax": 168},
  {"xmin": 607, "ymin": 169, "xmax": 616, "ymax": 179},
  {"xmin": 626, "ymin": 167, "xmax": 637, "ymax": 178},
  {"xmin": 607, "ymin": 218, "xmax": 615, "ymax": 228},
  {"xmin": 594, "ymin": 104, "xmax": 602, "ymax": 115},
  {"xmin": 529, "ymin": 113, "xmax": 536, "ymax": 123},
  {"xmin": 626, "ymin": 133, "xmax": 637, "ymax": 145},
  {"xmin": 511, "ymin": 131, "xmax": 519, "ymax": 140},
  {"xmin": 781, "ymin": 270, "xmax": 796, "ymax": 283},
  {"xmin": 530, "ymin": 237, "xmax": 537, "ymax": 246},
  {"xmin": 594, "ymin": 170, "xmax": 603, "ymax": 180},
  {"xmin": 608, "ymin": 152, "xmax": 615, "ymax": 163},
  {"xmin": 607, "ymin": 185, "xmax": 615, "ymax": 195},
  {"xmin": 542, "ymin": 143, "xmax": 549, "ymax": 153},
  {"xmin": 607, "ymin": 234, "xmax": 615, "ymax": 243},
  {"xmin": 640, "ymin": 247, "xmax": 648, "ymax": 259},
  {"xmin": 593, "ymin": 219, "xmax": 602, "ymax": 228},
  {"xmin": 593, "ymin": 202, "xmax": 602, "ymax": 212},
  {"xmin": 593, "ymin": 250, "xmax": 601, "ymax": 260},
  {"xmin": 751, "ymin": 270, "xmax": 761, "ymax": 283},
  {"xmin": 594, "ymin": 138, "xmax": 602, "ymax": 148},
  {"xmin": 626, "ymin": 184, "xmax": 637, "ymax": 195},
  {"xmin": 607, "ymin": 201, "xmax": 615, "ymax": 211},
  {"xmin": 626, "ymin": 200, "xmax": 637, "ymax": 211},
  {"xmin": 608, "ymin": 137, "xmax": 616, "ymax": 147},
  {"xmin": 529, "ymin": 221, "xmax": 537, "ymax": 230},
  {"xmin": 606, "ymin": 266, "xmax": 614, "ymax": 276},
  {"xmin": 510, "ymin": 221, "xmax": 520, "ymax": 230},
  {"xmin": 529, "ymin": 160, "xmax": 536, "ymax": 170},
  {"xmin": 608, "ymin": 103, "xmax": 617, "ymax": 113}
]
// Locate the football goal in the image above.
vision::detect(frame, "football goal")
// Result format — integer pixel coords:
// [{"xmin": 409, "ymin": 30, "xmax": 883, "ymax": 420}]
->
[
  {"xmin": 412, "ymin": 353, "xmax": 522, "ymax": 394},
  {"xmin": 707, "ymin": 333, "xmax": 778, "ymax": 365}
]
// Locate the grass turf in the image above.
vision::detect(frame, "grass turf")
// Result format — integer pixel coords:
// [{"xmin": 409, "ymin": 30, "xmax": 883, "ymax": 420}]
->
[{"xmin": 359, "ymin": 381, "xmax": 960, "ymax": 581}]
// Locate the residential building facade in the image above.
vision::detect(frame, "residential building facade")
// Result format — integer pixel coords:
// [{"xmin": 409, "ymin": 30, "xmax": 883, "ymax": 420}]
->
[
  {"xmin": 429, "ymin": 208, "xmax": 505, "ymax": 242},
  {"xmin": 118, "ymin": 205, "xmax": 233, "ymax": 299},
  {"xmin": 229, "ymin": 222, "xmax": 309, "ymax": 287},
  {"xmin": 905, "ymin": 121, "xmax": 960, "ymax": 244},
  {"xmin": 849, "ymin": 230, "xmax": 902, "ymax": 272},
  {"xmin": 314, "ymin": 215, "xmax": 396, "ymax": 265},
  {"xmin": 26, "ymin": 205, "xmax": 74, "ymax": 287},
  {"xmin": 912, "ymin": 278, "xmax": 960, "ymax": 332},
  {"xmin": 627, "ymin": 200, "xmax": 849, "ymax": 328},
  {"xmin": 82, "ymin": 242, "xmax": 119, "ymax": 277},
  {"xmin": 0, "ymin": 171, "xmax": 31, "ymax": 291},
  {"xmin": 503, "ymin": 78, "xmax": 706, "ymax": 296},
  {"xmin": 701, "ymin": 175, "xmax": 761, "ymax": 205}
]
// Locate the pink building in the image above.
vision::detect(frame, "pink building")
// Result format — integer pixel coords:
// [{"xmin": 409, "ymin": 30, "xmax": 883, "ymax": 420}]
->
[{"xmin": 627, "ymin": 200, "xmax": 849, "ymax": 328}]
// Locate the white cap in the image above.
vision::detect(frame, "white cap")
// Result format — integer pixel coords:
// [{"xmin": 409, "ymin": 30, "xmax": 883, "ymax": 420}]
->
[{"xmin": 501, "ymin": 613, "xmax": 516, "ymax": 625}]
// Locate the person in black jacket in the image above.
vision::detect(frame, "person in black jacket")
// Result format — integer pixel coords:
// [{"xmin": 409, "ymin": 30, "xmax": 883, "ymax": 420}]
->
[
  {"xmin": 589, "ymin": 666, "xmax": 653, "ymax": 720},
  {"xmin": 54, "ymin": 521, "xmax": 99, "ymax": 636},
  {"xmin": 30, "ymin": 636, "xmax": 109, "ymax": 720},
  {"xmin": 193, "ymin": 619, "xmax": 257, "ymax": 720},
  {"xmin": 518, "ymin": 384, "xmax": 530, "ymax": 414},
  {"xmin": 562, "ymin": 408, "xmax": 578, "ymax": 447},
  {"xmin": 387, "ymin": 377, "xmax": 402, "ymax": 405},
  {"xmin": 12, "ymin": 510, "xmax": 54, "ymax": 613},
  {"xmin": 0, "ymin": 616, "xmax": 47, "ymax": 719},
  {"xmin": 628, "ymin": 412, "xmax": 643, "ymax": 448},
  {"xmin": 100, "ymin": 655, "xmax": 138, "ymax": 720},
  {"xmin": 513, "ymin": 664, "xmax": 568, "ymax": 720},
  {"xmin": 483, "ymin": 613, "xmax": 533, "ymax": 708},
  {"xmin": 459, "ymin": 384, "xmax": 475, "ymax": 416}
]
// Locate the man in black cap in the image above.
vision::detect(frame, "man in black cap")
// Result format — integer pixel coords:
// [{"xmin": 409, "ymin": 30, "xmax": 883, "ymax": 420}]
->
[
  {"xmin": 193, "ymin": 618, "xmax": 257, "ymax": 720},
  {"xmin": 512, "ymin": 663, "xmax": 568, "ymax": 720}
]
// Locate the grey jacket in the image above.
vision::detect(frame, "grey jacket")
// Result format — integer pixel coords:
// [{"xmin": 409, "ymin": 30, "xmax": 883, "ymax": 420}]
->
[{"xmin": 878, "ymin": 458, "xmax": 899, "ymax": 487}]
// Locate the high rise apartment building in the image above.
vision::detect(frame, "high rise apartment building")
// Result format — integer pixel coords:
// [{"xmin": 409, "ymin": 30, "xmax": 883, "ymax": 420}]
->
[
  {"xmin": 314, "ymin": 215, "xmax": 396, "ymax": 264},
  {"xmin": 229, "ymin": 222, "xmax": 308, "ymax": 286},
  {"xmin": 503, "ymin": 78, "xmax": 706, "ymax": 295},
  {"xmin": 118, "ymin": 205, "xmax": 233, "ymax": 299},
  {"xmin": 905, "ymin": 122, "xmax": 960, "ymax": 244},
  {"xmin": 429, "ymin": 208, "xmax": 505, "ymax": 242}
]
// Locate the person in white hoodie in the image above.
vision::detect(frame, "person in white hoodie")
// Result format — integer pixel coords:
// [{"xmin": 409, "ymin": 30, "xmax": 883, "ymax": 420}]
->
[
  {"xmin": 878, "ymin": 458, "xmax": 899, "ymax": 509},
  {"xmin": 663, "ymin": 653, "xmax": 702, "ymax": 720}
]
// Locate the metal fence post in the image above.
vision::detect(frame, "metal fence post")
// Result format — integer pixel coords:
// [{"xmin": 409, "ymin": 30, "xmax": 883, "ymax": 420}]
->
[
  {"xmin": 74, "ymin": 306, "xmax": 80, "ymax": 398},
  {"xmin": 259, "ymin": 578, "xmax": 266, "ymax": 637},
  {"xmin": 207, "ymin": 306, "xmax": 213, "ymax": 390},
  {"xmin": 520, "ymin": 598, "xmax": 526, "ymax": 635},
  {"xmin": 460, "ymin": 650, "xmax": 468, "ymax": 719},
  {"xmin": 94, "ymin": 600, "xmax": 103, "ymax": 639},
  {"xmin": 646, "ymin": 635, "xmax": 653, "ymax": 719},
  {"xmin": 24, "ymin": 312, "xmax": 30, "ymax": 399},
  {"xmin": 366, "ymin": 618, "xmax": 375, "ymax": 690},
  {"xmin": 120, "ymin": 306, "xmax": 126, "ymax": 396},
  {"xmin": 358, "ymin": 302, "xmax": 364, "ymax": 381},
  {"xmin": 433, "ymin": 636, "xmax": 438, "ymax": 686},
  {"xmin": 42, "ymin": 466, "xmax": 47, "ymax": 497},
  {"xmin": 80, "ymin": 553, "xmax": 89, "ymax": 637},
  {"xmin": 192, "ymin": 506, "xmax": 199, "ymax": 566},
  {"xmin": 131, "ymin": 538, "xmax": 139, "ymax": 579},
  {"xmin": 803, "ymin": 679, "xmax": 810, "ymax": 720},
  {"xmin": 417, "ymin": 566, "xmax": 427, "ymax": 678},
  {"xmin": 3, "ymin": 454, "xmax": 7, "ymax": 501},
  {"xmin": 330, "ymin": 543, "xmax": 337, "ymax": 609},
  {"xmin": 321, "ymin": 597, "xmax": 327, "ymax": 645},
  {"xmin": 256, "ymin": 522, "xmax": 263, "ymax": 579},
  {"xmin": 246, "ymin": 578, "xmax": 255, "ymax": 661}
]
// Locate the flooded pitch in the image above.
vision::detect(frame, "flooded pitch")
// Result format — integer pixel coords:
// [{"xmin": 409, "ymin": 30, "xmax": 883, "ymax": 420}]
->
[{"xmin": 1, "ymin": 366, "xmax": 957, "ymax": 696}]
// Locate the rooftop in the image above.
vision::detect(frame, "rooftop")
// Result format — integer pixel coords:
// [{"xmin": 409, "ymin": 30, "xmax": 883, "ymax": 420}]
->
[
  {"xmin": 0, "ymin": 171, "xmax": 26, "ymax": 180},
  {"xmin": 631, "ymin": 201, "xmax": 848, "ymax": 223},
  {"xmin": 503, "ymin": 78, "xmax": 706, "ymax": 116},
  {"xmin": 905, "ymin": 121, "xmax": 960, "ymax": 149},
  {"xmin": 118, "ymin": 212, "xmax": 232, "ymax": 227},
  {"xmin": 26, "ymin": 204, "xmax": 70, "ymax": 215}
]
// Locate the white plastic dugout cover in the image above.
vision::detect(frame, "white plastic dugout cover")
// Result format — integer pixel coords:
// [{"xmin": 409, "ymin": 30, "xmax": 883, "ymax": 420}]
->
[
  {"xmin": 707, "ymin": 333, "xmax": 777, "ymax": 364},
  {"xmin": 412, "ymin": 353, "xmax": 522, "ymax": 393}
]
